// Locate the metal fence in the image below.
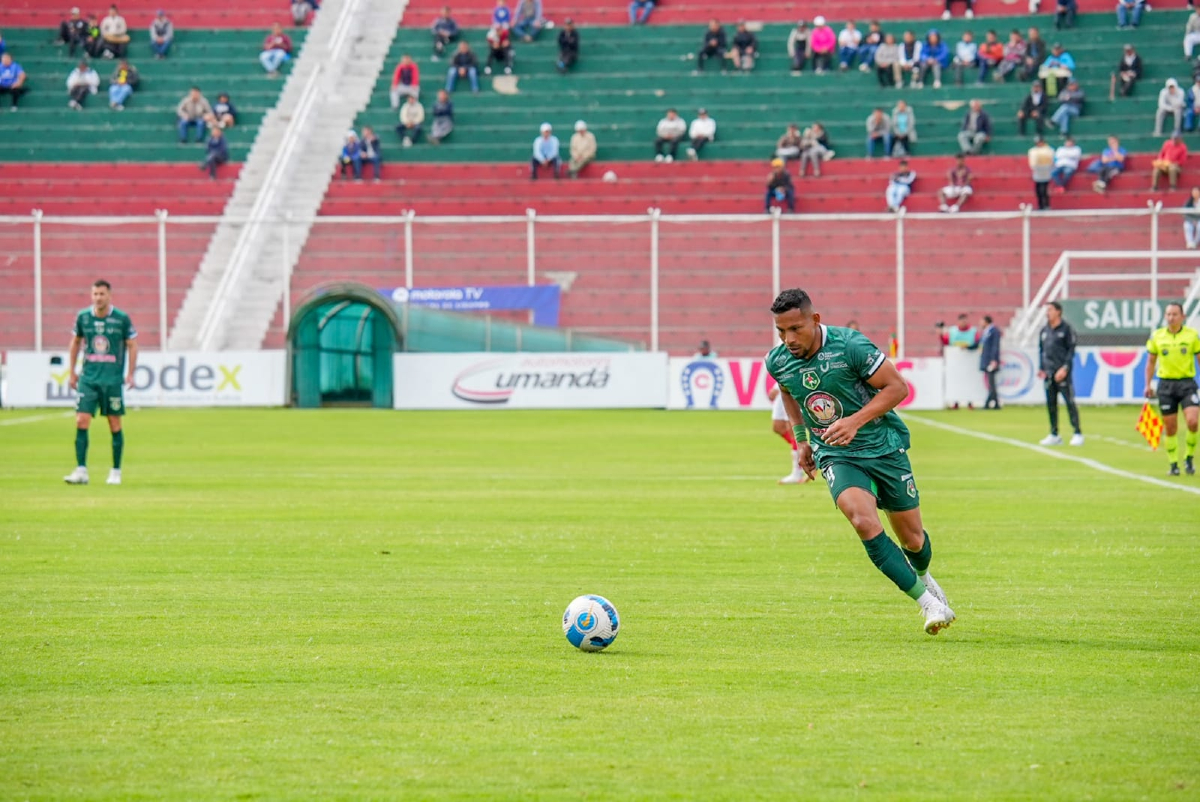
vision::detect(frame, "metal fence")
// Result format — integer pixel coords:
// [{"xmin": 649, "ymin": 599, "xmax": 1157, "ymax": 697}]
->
[{"xmin": 2, "ymin": 205, "xmax": 1197, "ymax": 357}]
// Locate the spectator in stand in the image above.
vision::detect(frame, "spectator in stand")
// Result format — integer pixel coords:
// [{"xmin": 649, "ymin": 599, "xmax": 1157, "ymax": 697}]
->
[
  {"xmin": 107, "ymin": 58, "xmax": 138, "ymax": 110},
  {"xmin": 1185, "ymin": 75, "xmax": 1200, "ymax": 131},
  {"xmin": 798, "ymin": 122, "xmax": 833, "ymax": 177},
  {"xmin": 995, "ymin": 29, "xmax": 1025, "ymax": 82},
  {"xmin": 939, "ymin": 154, "xmax": 973, "ymax": 212},
  {"xmin": 938, "ymin": 314, "xmax": 978, "ymax": 348},
  {"xmin": 0, "ymin": 53, "xmax": 27, "ymax": 110},
  {"xmin": 445, "ymin": 41, "xmax": 479, "ymax": 93},
  {"xmin": 1152, "ymin": 133, "xmax": 1188, "ymax": 191},
  {"xmin": 695, "ymin": 19, "xmax": 727, "ymax": 73},
  {"xmin": 397, "ymin": 95, "xmax": 425, "ymax": 145},
  {"xmin": 1050, "ymin": 135, "xmax": 1082, "ymax": 192},
  {"xmin": 1087, "ymin": 134, "xmax": 1127, "ymax": 193},
  {"xmin": 866, "ymin": 107, "xmax": 892, "ymax": 158},
  {"xmin": 896, "ymin": 30, "xmax": 921, "ymax": 87},
  {"xmin": 1051, "ymin": 80, "xmax": 1084, "ymax": 135},
  {"xmin": 260, "ymin": 23, "xmax": 293, "ymax": 77},
  {"xmin": 428, "ymin": 89, "xmax": 454, "ymax": 143},
  {"xmin": 1186, "ymin": 10, "xmax": 1200, "ymax": 59},
  {"xmin": 892, "ymin": 100, "xmax": 916, "ymax": 156},
  {"xmin": 918, "ymin": 29, "xmax": 949, "ymax": 88},
  {"xmin": 808, "ymin": 16, "xmax": 836, "ymax": 74},
  {"xmin": 66, "ymin": 60, "xmax": 99, "ymax": 109},
  {"xmin": 568, "ymin": 119, "xmax": 596, "ymax": 177},
  {"xmin": 340, "ymin": 130, "xmax": 363, "ymax": 180},
  {"xmin": 83, "ymin": 14, "xmax": 103, "ymax": 59},
  {"xmin": 292, "ymin": 0, "xmax": 318, "ymax": 27},
  {"xmin": 856, "ymin": 21, "xmax": 884, "ymax": 73},
  {"xmin": 59, "ymin": 7, "xmax": 89, "ymax": 57},
  {"xmin": 687, "ymin": 108, "xmax": 715, "ymax": 160},
  {"xmin": 1183, "ymin": 187, "xmax": 1200, "ymax": 249},
  {"xmin": 952, "ymin": 30, "xmax": 978, "ymax": 86},
  {"xmin": 1111, "ymin": 44, "xmax": 1141, "ymax": 99},
  {"xmin": 1038, "ymin": 42, "xmax": 1074, "ymax": 95},
  {"xmin": 100, "ymin": 5, "xmax": 129, "ymax": 58},
  {"xmin": 654, "ymin": 108, "xmax": 686, "ymax": 162},
  {"xmin": 149, "ymin": 9, "xmax": 173, "ymax": 59},
  {"xmin": 492, "ymin": 0, "xmax": 512, "ymax": 29},
  {"xmin": 1029, "ymin": 135, "xmax": 1054, "ymax": 210},
  {"xmin": 556, "ymin": 18, "xmax": 579, "ymax": 73},
  {"xmin": 1157, "ymin": 79, "xmax": 1186, "ymax": 136},
  {"xmin": 977, "ymin": 30, "xmax": 1004, "ymax": 83},
  {"xmin": 1020, "ymin": 27, "xmax": 1046, "ymax": 82},
  {"xmin": 389, "ymin": 54, "xmax": 420, "ymax": 108},
  {"xmin": 176, "ymin": 86, "xmax": 212, "ymax": 142},
  {"xmin": 958, "ymin": 98, "xmax": 992, "ymax": 154},
  {"xmin": 431, "ymin": 7, "xmax": 460, "ymax": 60},
  {"xmin": 728, "ymin": 21, "xmax": 758, "ymax": 71},
  {"xmin": 942, "ymin": 0, "xmax": 975, "ymax": 20},
  {"xmin": 202, "ymin": 127, "xmax": 228, "ymax": 178},
  {"xmin": 206, "ymin": 92, "xmax": 237, "ymax": 129},
  {"xmin": 837, "ymin": 21, "xmax": 862, "ymax": 71},
  {"xmin": 512, "ymin": 0, "xmax": 547, "ymax": 43},
  {"xmin": 360, "ymin": 126, "xmax": 382, "ymax": 181},
  {"xmin": 1017, "ymin": 81, "xmax": 1048, "ymax": 135},
  {"xmin": 886, "ymin": 160, "xmax": 917, "ymax": 212},
  {"xmin": 1055, "ymin": 0, "xmax": 1078, "ymax": 28},
  {"xmin": 485, "ymin": 24, "xmax": 514, "ymax": 75},
  {"xmin": 787, "ymin": 21, "xmax": 809, "ymax": 74},
  {"xmin": 531, "ymin": 122, "xmax": 561, "ymax": 180},
  {"xmin": 775, "ymin": 123, "xmax": 802, "ymax": 162},
  {"xmin": 766, "ymin": 159, "xmax": 796, "ymax": 213},
  {"xmin": 629, "ymin": 0, "xmax": 653, "ymax": 25},
  {"xmin": 874, "ymin": 33, "xmax": 901, "ymax": 87},
  {"xmin": 1116, "ymin": 0, "xmax": 1144, "ymax": 30}
]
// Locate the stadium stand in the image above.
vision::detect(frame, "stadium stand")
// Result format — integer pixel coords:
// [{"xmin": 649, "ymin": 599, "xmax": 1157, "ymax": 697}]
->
[{"xmin": 0, "ymin": 1, "xmax": 296, "ymax": 30}]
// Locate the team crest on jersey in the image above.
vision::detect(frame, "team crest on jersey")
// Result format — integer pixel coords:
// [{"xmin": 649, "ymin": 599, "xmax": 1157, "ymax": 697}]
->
[
  {"xmin": 801, "ymin": 370, "xmax": 820, "ymax": 390},
  {"xmin": 109, "ymin": 397, "xmax": 122, "ymax": 411},
  {"xmin": 804, "ymin": 391, "xmax": 843, "ymax": 435},
  {"xmin": 904, "ymin": 475, "xmax": 917, "ymax": 498},
  {"xmin": 92, "ymin": 335, "xmax": 110, "ymax": 353}
]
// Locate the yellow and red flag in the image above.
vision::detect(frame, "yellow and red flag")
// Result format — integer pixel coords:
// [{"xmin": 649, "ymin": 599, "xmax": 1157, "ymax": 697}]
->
[{"xmin": 1136, "ymin": 402, "xmax": 1163, "ymax": 450}]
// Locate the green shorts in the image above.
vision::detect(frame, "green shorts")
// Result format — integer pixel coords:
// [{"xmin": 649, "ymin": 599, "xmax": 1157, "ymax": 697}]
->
[
  {"xmin": 818, "ymin": 448, "xmax": 920, "ymax": 512},
  {"xmin": 76, "ymin": 379, "xmax": 126, "ymax": 417}
]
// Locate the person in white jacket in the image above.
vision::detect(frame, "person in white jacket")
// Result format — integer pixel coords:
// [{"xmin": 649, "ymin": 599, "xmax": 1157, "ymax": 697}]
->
[
  {"xmin": 686, "ymin": 108, "xmax": 715, "ymax": 160},
  {"xmin": 654, "ymin": 108, "xmax": 687, "ymax": 163},
  {"xmin": 1156, "ymin": 78, "xmax": 1186, "ymax": 136},
  {"xmin": 66, "ymin": 60, "xmax": 100, "ymax": 109}
]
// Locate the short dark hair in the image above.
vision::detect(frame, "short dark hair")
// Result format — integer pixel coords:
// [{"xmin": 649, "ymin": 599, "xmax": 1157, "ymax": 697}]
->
[
  {"xmin": 957, "ymin": 313, "xmax": 969, "ymax": 320},
  {"xmin": 1048, "ymin": 300, "xmax": 1063, "ymax": 312},
  {"xmin": 1165, "ymin": 301, "xmax": 1185, "ymax": 314},
  {"xmin": 983, "ymin": 314, "xmax": 993, "ymax": 324},
  {"xmin": 771, "ymin": 288, "xmax": 813, "ymax": 315},
  {"xmin": 93, "ymin": 279, "xmax": 111, "ymax": 290}
]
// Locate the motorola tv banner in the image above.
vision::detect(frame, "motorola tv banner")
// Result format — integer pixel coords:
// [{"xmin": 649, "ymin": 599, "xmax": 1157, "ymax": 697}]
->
[{"xmin": 383, "ymin": 285, "xmax": 562, "ymax": 327}]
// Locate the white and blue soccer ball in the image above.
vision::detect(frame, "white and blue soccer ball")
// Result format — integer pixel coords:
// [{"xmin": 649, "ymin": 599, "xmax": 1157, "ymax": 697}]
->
[{"xmin": 562, "ymin": 594, "xmax": 620, "ymax": 652}]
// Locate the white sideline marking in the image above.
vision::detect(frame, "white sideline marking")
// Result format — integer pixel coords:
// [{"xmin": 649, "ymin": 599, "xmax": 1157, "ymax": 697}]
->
[
  {"xmin": 906, "ymin": 415, "xmax": 1200, "ymax": 497},
  {"xmin": 0, "ymin": 412, "xmax": 72, "ymax": 427}
]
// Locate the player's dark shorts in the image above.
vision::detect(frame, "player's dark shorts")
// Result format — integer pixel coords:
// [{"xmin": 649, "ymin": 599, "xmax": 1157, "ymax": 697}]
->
[
  {"xmin": 1157, "ymin": 378, "xmax": 1200, "ymax": 416},
  {"xmin": 76, "ymin": 379, "xmax": 125, "ymax": 417},
  {"xmin": 818, "ymin": 448, "xmax": 920, "ymax": 513}
]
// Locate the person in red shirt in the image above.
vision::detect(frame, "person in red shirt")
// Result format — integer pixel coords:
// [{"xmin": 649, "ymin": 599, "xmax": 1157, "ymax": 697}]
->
[
  {"xmin": 1152, "ymin": 133, "xmax": 1188, "ymax": 191},
  {"xmin": 259, "ymin": 23, "xmax": 293, "ymax": 77},
  {"xmin": 389, "ymin": 54, "xmax": 420, "ymax": 108}
]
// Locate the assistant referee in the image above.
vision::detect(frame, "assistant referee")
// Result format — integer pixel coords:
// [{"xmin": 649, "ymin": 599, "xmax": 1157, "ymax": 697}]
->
[{"xmin": 1145, "ymin": 302, "xmax": 1200, "ymax": 476}]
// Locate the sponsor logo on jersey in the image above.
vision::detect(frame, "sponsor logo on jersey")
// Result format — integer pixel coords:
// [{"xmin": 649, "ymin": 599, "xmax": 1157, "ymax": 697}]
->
[
  {"xmin": 804, "ymin": 391, "xmax": 843, "ymax": 435},
  {"xmin": 92, "ymin": 335, "xmax": 110, "ymax": 354},
  {"xmin": 801, "ymin": 371, "xmax": 820, "ymax": 390}
]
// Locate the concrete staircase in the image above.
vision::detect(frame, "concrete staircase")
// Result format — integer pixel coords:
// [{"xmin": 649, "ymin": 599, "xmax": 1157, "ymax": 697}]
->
[{"xmin": 169, "ymin": 0, "xmax": 402, "ymax": 351}]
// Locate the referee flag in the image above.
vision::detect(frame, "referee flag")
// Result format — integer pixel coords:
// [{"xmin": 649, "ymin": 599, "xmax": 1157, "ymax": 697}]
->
[{"xmin": 1136, "ymin": 402, "xmax": 1163, "ymax": 450}]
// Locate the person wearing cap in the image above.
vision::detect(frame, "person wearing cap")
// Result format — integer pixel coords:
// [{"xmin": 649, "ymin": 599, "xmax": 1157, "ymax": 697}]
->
[
  {"xmin": 787, "ymin": 21, "xmax": 809, "ymax": 74},
  {"xmin": 1151, "ymin": 133, "xmax": 1188, "ymax": 191},
  {"xmin": 765, "ymin": 159, "xmax": 795, "ymax": 213},
  {"xmin": 1156, "ymin": 78, "xmax": 1186, "ymax": 137},
  {"xmin": 556, "ymin": 18, "xmax": 579, "ymax": 73},
  {"xmin": 445, "ymin": 41, "xmax": 479, "ymax": 93},
  {"xmin": 1110, "ymin": 43, "xmax": 1141, "ymax": 99},
  {"xmin": 808, "ymin": 16, "xmax": 836, "ymax": 74},
  {"xmin": 149, "ymin": 9, "xmax": 173, "ymax": 58},
  {"xmin": 568, "ymin": 120, "xmax": 596, "ymax": 178},
  {"xmin": 397, "ymin": 94, "xmax": 425, "ymax": 146},
  {"xmin": 340, "ymin": 130, "xmax": 363, "ymax": 180},
  {"xmin": 654, "ymin": 108, "xmax": 686, "ymax": 163},
  {"xmin": 512, "ymin": 0, "xmax": 547, "ymax": 42},
  {"xmin": 687, "ymin": 109, "xmax": 716, "ymax": 160},
  {"xmin": 629, "ymin": 0, "xmax": 654, "ymax": 25},
  {"xmin": 728, "ymin": 21, "xmax": 758, "ymax": 71},
  {"xmin": 1036, "ymin": 42, "xmax": 1074, "ymax": 95},
  {"xmin": 695, "ymin": 19, "xmax": 727, "ymax": 73},
  {"xmin": 59, "ymin": 7, "xmax": 89, "ymax": 57},
  {"xmin": 531, "ymin": 122, "xmax": 561, "ymax": 179}
]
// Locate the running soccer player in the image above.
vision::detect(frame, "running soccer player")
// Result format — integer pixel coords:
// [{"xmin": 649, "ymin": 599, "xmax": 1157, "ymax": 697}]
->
[
  {"xmin": 64, "ymin": 279, "xmax": 137, "ymax": 486},
  {"xmin": 767, "ymin": 384, "xmax": 809, "ymax": 484},
  {"xmin": 766, "ymin": 288, "xmax": 956, "ymax": 635},
  {"xmin": 1144, "ymin": 302, "xmax": 1200, "ymax": 476}
]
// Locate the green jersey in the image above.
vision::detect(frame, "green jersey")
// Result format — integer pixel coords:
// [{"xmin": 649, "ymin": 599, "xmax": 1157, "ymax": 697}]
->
[
  {"xmin": 765, "ymin": 325, "xmax": 910, "ymax": 462},
  {"xmin": 74, "ymin": 307, "xmax": 137, "ymax": 385}
]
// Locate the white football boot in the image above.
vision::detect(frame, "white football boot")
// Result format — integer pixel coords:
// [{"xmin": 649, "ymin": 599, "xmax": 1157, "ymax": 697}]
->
[
  {"xmin": 64, "ymin": 466, "xmax": 89, "ymax": 484},
  {"xmin": 106, "ymin": 469, "xmax": 122, "ymax": 485},
  {"xmin": 922, "ymin": 573, "xmax": 949, "ymax": 606},
  {"xmin": 1068, "ymin": 433, "xmax": 1085, "ymax": 446},
  {"xmin": 920, "ymin": 596, "xmax": 956, "ymax": 635},
  {"xmin": 1039, "ymin": 434, "xmax": 1064, "ymax": 446}
]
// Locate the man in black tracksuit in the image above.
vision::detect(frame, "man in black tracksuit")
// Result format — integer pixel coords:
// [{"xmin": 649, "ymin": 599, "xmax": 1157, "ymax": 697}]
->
[{"xmin": 1038, "ymin": 300, "xmax": 1083, "ymax": 445}]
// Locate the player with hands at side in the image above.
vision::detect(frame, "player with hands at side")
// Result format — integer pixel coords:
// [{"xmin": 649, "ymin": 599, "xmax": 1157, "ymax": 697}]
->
[{"xmin": 1144, "ymin": 302, "xmax": 1200, "ymax": 476}]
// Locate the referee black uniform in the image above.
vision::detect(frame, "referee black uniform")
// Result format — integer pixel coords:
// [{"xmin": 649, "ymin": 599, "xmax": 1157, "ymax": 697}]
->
[{"xmin": 1039, "ymin": 311, "xmax": 1082, "ymax": 440}]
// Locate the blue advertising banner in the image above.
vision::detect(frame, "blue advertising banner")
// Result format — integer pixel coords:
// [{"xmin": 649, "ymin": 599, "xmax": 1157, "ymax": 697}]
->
[{"xmin": 382, "ymin": 285, "xmax": 561, "ymax": 327}]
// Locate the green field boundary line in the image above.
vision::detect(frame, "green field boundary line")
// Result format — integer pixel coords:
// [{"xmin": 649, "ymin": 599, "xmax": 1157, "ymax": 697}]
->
[{"xmin": 0, "ymin": 411, "xmax": 73, "ymax": 426}]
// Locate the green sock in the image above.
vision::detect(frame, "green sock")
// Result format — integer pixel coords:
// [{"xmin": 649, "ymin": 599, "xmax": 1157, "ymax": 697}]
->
[
  {"xmin": 863, "ymin": 532, "xmax": 926, "ymax": 600},
  {"xmin": 112, "ymin": 431, "xmax": 124, "ymax": 470},
  {"xmin": 74, "ymin": 428, "xmax": 88, "ymax": 467},
  {"xmin": 1166, "ymin": 435, "xmax": 1179, "ymax": 466},
  {"xmin": 902, "ymin": 530, "xmax": 933, "ymax": 576},
  {"xmin": 1187, "ymin": 429, "xmax": 1197, "ymax": 459}
]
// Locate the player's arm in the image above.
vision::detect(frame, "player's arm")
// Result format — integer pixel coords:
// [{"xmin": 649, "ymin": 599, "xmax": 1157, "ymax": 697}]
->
[
  {"xmin": 1144, "ymin": 352, "xmax": 1157, "ymax": 398},
  {"xmin": 821, "ymin": 358, "xmax": 908, "ymax": 447},
  {"xmin": 779, "ymin": 387, "xmax": 816, "ymax": 479},
  {"xmin": 1055, "ymin": 325, "xmax": 1077, "ymax": 383},
  {"xmin": 125, "ymin": 338, "xmax": 138, "ymax": 389},
  {"xmin": 68, "ymin": 335, "xmax": 84, "ymax": 390}
]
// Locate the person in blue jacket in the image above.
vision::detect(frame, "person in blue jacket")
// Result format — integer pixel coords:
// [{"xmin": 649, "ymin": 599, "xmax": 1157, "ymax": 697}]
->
[{"xmin": 917, "ymin": 29, "xmax": 950, "ymax": 88}]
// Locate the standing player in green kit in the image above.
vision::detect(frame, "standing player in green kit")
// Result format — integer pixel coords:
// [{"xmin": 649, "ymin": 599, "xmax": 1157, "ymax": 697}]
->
[
  {"xmin": 765, "ymin": 288, "xmax": 956, "ymax": 635},
  {"xmin": 64, "ymin": 280, "xmax": 138, "ymax": 486}
]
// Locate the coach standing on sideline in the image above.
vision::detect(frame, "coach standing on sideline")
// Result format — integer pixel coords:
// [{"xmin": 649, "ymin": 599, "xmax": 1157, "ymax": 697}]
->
[
  {"xmin": 1037, "ymin": 301, "xmax": 1083, "ymax": 446},
  {"xmin": 979, "ymin": 314, "xmax": 1002, "ymax": 409}
]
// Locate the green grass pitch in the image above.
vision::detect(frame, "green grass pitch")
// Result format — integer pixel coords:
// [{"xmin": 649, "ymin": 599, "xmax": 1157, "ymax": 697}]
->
[{"xmin": 1, "ymin": 406, "xmax": 1197, "ymax": 800}]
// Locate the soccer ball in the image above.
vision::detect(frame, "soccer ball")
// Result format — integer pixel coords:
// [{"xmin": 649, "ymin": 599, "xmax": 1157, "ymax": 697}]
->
[{"xmin": 562, "ymin": 594, "xmax": 620, "ymax": 652}]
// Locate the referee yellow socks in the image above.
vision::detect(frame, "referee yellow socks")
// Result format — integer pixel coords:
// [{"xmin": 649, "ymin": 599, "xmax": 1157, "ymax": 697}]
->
[
  {"xmin": 1166, "ymin": 436, "xmax": 1179, "ymax": 465},
  {"xmin": 863, "ymin": 532, "xmax": 926, "ymax": 600},
  {"xmin": 1187, "ymin": 429, "xmax": 1197, "ymax": 459}
]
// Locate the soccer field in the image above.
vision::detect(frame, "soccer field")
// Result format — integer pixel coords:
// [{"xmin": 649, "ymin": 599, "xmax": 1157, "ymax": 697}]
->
[{"xmin": 1, "ymin": 406, "xmax": 1197, "ymax": 800}]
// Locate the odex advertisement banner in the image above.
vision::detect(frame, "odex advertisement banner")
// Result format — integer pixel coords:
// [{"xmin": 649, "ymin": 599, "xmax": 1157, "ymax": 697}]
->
[
  {"xmin": 944, "ymin": 346, "xmax": 1150, "ymax": 406},
  {"xmin": 393, "ymin": 352, "xmax": 668, "ymax": 409},
  {"xmin": 667, "ymin": 357, "xmax": 945, "ymax": 411},
  {"xmin": 4, "ymin": 351, "xmax": 286, "ymax": 408}
]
